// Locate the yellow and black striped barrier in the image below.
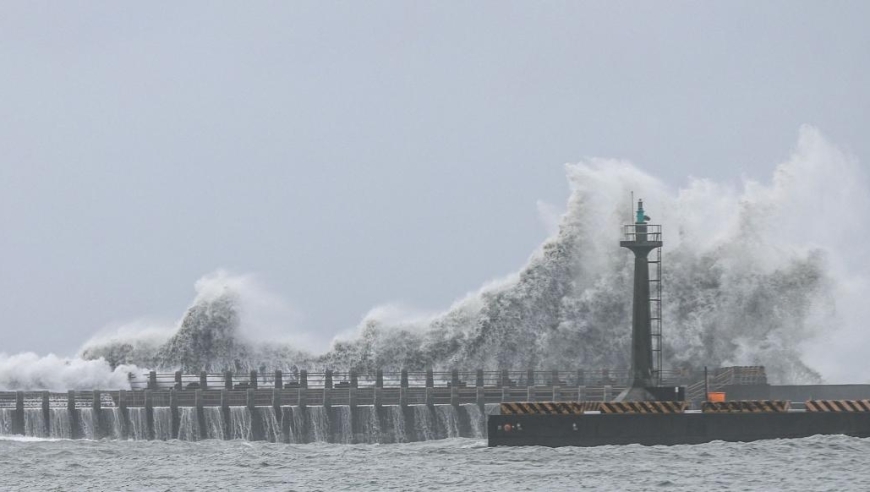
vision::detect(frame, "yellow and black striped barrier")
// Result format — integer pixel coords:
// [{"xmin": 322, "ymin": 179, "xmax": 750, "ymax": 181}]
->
[
  {"xmin": 599, "ymin": 401, "xmax": 688, "ymax": 414},
  {"xmin": 805, "ymin": 400, "xmax": 870, "ymax": 412},
  {"xmin": 701, "ymin": 400, "xmax": 790, "ymax": 413},
  {"xmin": 500, "ymin": 402, "xmax": 601, "ymax": 415}
]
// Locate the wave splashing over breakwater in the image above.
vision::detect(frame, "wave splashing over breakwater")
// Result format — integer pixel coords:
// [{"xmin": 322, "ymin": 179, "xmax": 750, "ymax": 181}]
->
[
  {"xmin": 22, "ymin": 127, "xmax": 866, "ymax": 385},
  {"xmin": 332, "ymin": 127, "xmax": 868, "ymax": 384}
]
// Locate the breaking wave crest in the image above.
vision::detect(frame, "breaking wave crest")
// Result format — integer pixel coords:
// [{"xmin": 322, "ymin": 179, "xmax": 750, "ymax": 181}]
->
[
  {"xmin": 318, "ymin": 126, "xmax": 865, "ymax": 384},
  {"xmin": 23, "ymin": 126, "xmax": 870, "ymax": 387},
  {"xmin": 0, "ymin": 353, "xmax": 137, "ymax": 391}
]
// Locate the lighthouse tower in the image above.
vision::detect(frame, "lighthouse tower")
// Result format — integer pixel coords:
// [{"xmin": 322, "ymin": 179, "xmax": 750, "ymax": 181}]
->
[{"xmin": 616, "ymin": 199, "xmax": 663, "ymax": 401}]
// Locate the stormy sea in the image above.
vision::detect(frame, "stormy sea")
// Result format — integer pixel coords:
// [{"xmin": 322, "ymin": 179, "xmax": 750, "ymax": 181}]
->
[
  {"xmin": 1, "ymin": 128, "xmax": 868, "ymax": 491},
  {"xmin": 1, "ymin": 435, "xmax": 868, "ymax": 491}
]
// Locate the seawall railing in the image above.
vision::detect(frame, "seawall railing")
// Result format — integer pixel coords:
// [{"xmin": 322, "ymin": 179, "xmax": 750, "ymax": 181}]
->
[
  {"xmin": 686, "ymin": 366, "xmax": 768, "ymax": 403},
  {"xmin": 132, "ymin": 368, "xmax": 696, "ymax": 391}
]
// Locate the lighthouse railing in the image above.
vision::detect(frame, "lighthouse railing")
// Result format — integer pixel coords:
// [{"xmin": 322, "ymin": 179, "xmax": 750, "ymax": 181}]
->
[{"xmin": 622, "ymin": 223, "xmax": 662, "ymax": 242}]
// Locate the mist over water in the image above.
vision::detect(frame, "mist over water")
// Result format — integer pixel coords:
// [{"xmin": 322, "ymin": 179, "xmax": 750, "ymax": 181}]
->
[{"xmin": 3, "ymin": 127, "xmax": 867, "ymax": 388}]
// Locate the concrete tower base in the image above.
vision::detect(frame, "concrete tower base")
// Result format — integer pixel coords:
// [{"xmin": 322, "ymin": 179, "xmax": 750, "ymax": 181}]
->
[{"xmin": 613, "ymin": 386, "xmax": 657, "ymax": 402}]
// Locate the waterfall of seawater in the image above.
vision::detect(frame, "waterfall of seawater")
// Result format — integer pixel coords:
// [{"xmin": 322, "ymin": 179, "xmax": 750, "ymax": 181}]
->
[
  {"xmin": 0, "ymin": 408, "xmax": 11, "ymax": 435},
  {"xmin": 412, "ymin": 405, "xmax": 434, "ymax": 441},
  {"xmin": 100, "ymin": 408, "xmax": 124, "ymax": 440},
  {"xmin": 334, "ymin": 406, "xmax": 352, "ymax": 444},
  {"xmin": 306, "ymin": 406, "xmax": 328, "ymax": 442},
  {"xmin": 0, "ymin": 402, "xmax": 484, "ymax": 442},
  {"xmin": 258, "ymin": 407, "xmax": 281, "ymax": 443},
  {"xmin": 281, "ymin": 406, "xmax": 304, "ymax": 443},
  {"xmin": 463, "ymin": 404, "xmax": 486, "ymax": 438},
  {"xmin": 49, "ymin": 408, "xmax": 71, "ymax": 439},
  {"xmin": 357, "ymin": 406, "xmax": 381, "ymax": 444},
  {"xmin": 127, "ymin": 408, "xmax": 148, "ymax": 440},
  {"xmin": 229, "ymin": 406, "xmax": 251, "ymax": 440},
  {"xmin": 388, "ymin": 406, "xmax": 406, "ymax": 443},
  {"xmin": 153, "ymin": 407, "xmax": 172, "ymax": 440},
  {"xmin": 0, "ymin": 402, "xmax": 486, "ymax": 442},
  {"xmin": 435, "ymin": 405, "xmax": 460, "ymax": 439},
  {"xmin": 24, "ymin": 408, "xmax": 45, "ymax": 437},
  {"xmin": 77, "ymin": 408, "xmax": 95, "ymax": 440},
  {"xmin": 177, "ymin": 407, "xmax": 199, "ymax": 441},
  {"xmin": 202, "ymin": 406, "xmax": 224, "ymax": 440}
]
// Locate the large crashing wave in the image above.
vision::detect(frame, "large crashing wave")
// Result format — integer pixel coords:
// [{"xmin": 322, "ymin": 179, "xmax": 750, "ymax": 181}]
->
[
  {"xmin": 81, "ymin": 273, "xmax": 310, "ymax": 373},
  {"xmin": 0, "ymin": 353, "xmax": 136, "ymax": 391},
  {"xmin": 78, "ymin": 126, "xmax": 867, "ymax": 384}
]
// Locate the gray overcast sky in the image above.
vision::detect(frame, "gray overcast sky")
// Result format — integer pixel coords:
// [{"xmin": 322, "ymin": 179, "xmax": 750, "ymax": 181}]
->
[{"xmin": 1, "ymin": 1, "xmax": 868, "ymax": 356}]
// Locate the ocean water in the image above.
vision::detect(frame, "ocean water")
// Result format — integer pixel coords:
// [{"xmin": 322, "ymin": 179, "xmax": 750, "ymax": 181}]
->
[{"xmin": 0, "ymin": 435, "xmax": 867, "ymax": 491}]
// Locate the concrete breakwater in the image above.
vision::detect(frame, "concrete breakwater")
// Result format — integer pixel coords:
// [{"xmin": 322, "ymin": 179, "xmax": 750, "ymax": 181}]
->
[
  {"xmin": 0, "ymin": 367, "xmax": 769, "ymax": 442},
  {"xmin": 0, "ymin": 390, "xmax": 493, "ymax": 443},
  {"xmin": 0, "ymin": 400, "xmax": 490, "ymax": 443},
  {"xmin": 0, "ymin": 368, "xmax": 655, "ymax": 442}
]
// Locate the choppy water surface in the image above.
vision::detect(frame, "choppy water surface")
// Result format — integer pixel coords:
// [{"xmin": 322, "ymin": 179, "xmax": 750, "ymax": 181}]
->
[{"xmin": 0, "ymin": 435, "xmax": 868, "ymax": 491}]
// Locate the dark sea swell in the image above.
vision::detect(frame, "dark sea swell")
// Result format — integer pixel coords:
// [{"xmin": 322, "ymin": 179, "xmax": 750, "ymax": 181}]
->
[{"xmin": 0, "ymin": 435, "xmax": 868, "ymax": 491}]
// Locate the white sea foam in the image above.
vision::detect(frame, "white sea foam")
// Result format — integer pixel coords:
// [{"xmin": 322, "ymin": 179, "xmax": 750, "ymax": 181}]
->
[{"xmin": 0, "ymin": 353, "xmax": 136, "ymax": 391}]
